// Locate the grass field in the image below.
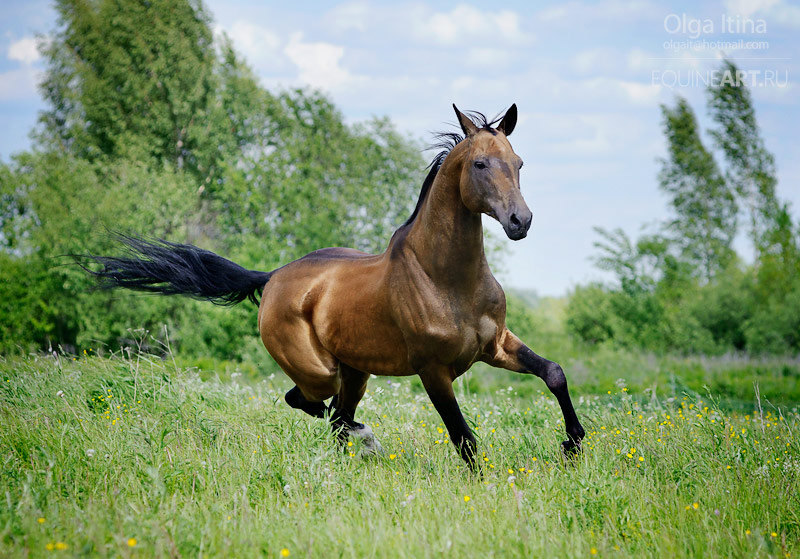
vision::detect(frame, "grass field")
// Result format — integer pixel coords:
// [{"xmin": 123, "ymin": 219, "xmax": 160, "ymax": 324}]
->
[{"xmin": 1, "ymin": 351, "xmax": 799, "ymax": 558}]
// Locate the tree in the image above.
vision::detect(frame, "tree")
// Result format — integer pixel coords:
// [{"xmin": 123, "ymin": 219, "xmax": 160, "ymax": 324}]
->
[
  {"xmin": 215, "ymin": 89, "xmax": 423, "ymax": 267},
  {"xmin": 707, "ymin": 60, "xmax": 800, "ymax": 304},
  {"xmin": 570, "ymin": 60, "xmax": 799, "ymax": 355},
  {"xmin": 658, "ymin": 97, "xmax": 737, "ymax": 281},
  {"xmin": 708, "ymin": 59, "xmax": 779, "ymax": 256},
  {"xmin": 1, "ymin": 0, "xmax": 428, "ymax": 357},
  {"xmin": 37, "ymin": 0, "xmax": 228, "ymax": 184}
]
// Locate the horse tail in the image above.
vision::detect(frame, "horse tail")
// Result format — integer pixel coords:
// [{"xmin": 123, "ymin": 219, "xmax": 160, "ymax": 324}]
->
[{"xmin": 79, "ymin": 234, "xmax": 272, "ymax": 306}]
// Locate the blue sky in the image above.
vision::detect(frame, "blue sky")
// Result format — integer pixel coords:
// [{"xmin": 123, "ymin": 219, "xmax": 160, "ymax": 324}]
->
[{"xmin": 1, "ymin": 0, "xmax": 798, "ymax": 295}]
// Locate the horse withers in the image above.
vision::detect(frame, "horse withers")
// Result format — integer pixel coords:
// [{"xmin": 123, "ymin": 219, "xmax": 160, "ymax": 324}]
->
[{"xmin": 84, "ymin": 104, "xmax": 586, "ymax": 468}]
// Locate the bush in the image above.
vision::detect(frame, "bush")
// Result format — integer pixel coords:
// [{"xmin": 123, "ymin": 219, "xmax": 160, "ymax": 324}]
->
[
  {"xmin": 745, "ymin": 279, "xmax": 800, "ymax": 355},
  {"xmin": 686, "ymin": 265, "xmax": 753, "ymax": 352},
  {"xmin": 0, "ymin": 254, "xmax": 76, "ymax": 353},
  {"xmin": 565, "ymin": 284, "xmax": 614, "ymax": 345}
]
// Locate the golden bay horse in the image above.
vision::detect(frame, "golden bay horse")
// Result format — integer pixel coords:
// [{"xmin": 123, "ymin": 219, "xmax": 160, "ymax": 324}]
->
[{"xmin": 86, "ymin": 104, "xmax": 585, "ymax": 467}]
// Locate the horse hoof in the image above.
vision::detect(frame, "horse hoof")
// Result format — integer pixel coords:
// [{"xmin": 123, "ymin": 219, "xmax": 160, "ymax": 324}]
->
[
  {"xmin": 560, "ymin": 439, "xmax": 581, "ymax": 462},
  {"xmin": 349, "ymin": 424, "xmax": 383, "ymax": 456}
]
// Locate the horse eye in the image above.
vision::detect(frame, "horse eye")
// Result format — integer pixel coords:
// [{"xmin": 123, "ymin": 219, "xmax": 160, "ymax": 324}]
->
[{"xmin": 474, "ymin": 161, "xmax": 487, "ymax": 170}]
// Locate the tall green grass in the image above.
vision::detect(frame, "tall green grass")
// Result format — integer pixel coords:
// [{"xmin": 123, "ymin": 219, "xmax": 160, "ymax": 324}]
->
[{"xmin": 1, "ymin": 352, "xmax": 798, "ymax": 558}]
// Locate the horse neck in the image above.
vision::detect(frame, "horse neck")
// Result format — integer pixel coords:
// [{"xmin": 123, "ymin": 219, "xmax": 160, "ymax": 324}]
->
[{"xmin": 404, "ymin": 150, "xmax": 486, "ymax": 284}]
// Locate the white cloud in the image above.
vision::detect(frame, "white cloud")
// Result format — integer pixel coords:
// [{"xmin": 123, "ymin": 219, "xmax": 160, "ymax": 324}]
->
[
  {"xmin": 724, "ymin": 0, "xmax": 780, "ymax": 17},
  {"xmin": 414, "ymin": 5, "xmax": 530, "ymax": 46},
  {"xmin": 283, "ymin": 33, "xmax": 352, "ymax": 90},
  {"xmin": 571, "ymin": 47, "xmax": 620, "ymax": 74},
  {"xmin": 327, "ymin": 0, "xmax": 370, "ymax": 33},
  {"xmin": 0, "ymin": 67, "xmax": 40, "ymax": 101},
  {"xmin": 525, "ymin": 111, "xmax": 654, "ymax": 158},
  {"xmin": 769, "ymin": 2, "xmax": 800, "ymax": 27},
  {"xmin": 8, "ymin": 36, "xmax": 40, "ymax": 65},
  {"xmin": 537, "ymin": 0, "xmax": 658, "ymax": 24},
  {"xmin": 615, "ymin": 80, "xmax": 661, "ymax": 104},
  {"xmin": 467, "ymin": 47, "xmax": 513, "ymax": 67},
  {"xmin": 724, "ymin": 0, "xmax": 800, "ymax": 28},
  {"xmin": 216, "ymin": 21, "xmax": 286, "ymax": 74}
]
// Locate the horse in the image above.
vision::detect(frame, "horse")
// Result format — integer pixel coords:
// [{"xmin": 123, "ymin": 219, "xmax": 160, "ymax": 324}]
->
[{"xmin": 84, "ymin": 104, "xmax": 586, "ymax": 467}]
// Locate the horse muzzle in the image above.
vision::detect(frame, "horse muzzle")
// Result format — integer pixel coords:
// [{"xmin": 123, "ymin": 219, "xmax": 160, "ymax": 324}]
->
[{"xmin": 502, "ymin": 207, "xmax": 532, "ymax": 240}]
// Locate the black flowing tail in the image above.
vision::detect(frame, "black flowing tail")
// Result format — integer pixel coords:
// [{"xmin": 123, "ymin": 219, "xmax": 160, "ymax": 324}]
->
[{"xmin": 79, "ymin": 234, "xmax": 273, "ymax": 306}]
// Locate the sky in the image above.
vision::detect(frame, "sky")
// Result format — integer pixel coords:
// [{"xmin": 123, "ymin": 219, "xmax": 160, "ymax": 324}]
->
[{"xmin": 1, "ymin": 0, "xmax": 798, "ymax": 296}]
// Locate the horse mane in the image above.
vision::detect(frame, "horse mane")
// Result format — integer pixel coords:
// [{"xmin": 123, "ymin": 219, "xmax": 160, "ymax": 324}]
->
[{"xmin": 402, "ymin": 110, "xmax": 503, "ymax": 227}]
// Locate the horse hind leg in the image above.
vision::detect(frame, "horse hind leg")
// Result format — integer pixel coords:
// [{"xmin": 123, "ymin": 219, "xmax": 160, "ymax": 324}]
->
[
  {"xmin": 331, "ymin": 363, "xmax": 382, "ymax": 456},
  {"xmin": 263, "ymin": 320, "xmax": 380, "ymax": 455},
  {"xmin": 284, "ymin": 385, "xmax": 327, "ymax": 418},
  {"xmin": 265, "ymin": 322, "xmax": 342, "ymax": 415}
]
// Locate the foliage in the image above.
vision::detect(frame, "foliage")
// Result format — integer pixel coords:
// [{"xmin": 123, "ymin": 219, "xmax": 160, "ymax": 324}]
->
[
  {"xmin": 745, "ymin": 282, "xmax": 800, "ymax": 355},
  {"xmin": 658, "ymin": 97, "xmax": 737, "ymax": 281},
  {"xmin": 565, "ymin": 284, "xmax": 615, "ymax": 346},
  {"xmin": 0, "ymin": 0, "xmax": 425, "ymax": 358},
  {"xmin": 1, "ymin": 353, "xmax": 798, "ymax": 558},
  {"xmin": 567, "ymin": 60, "xmax": 800, "ymax": 356},
  {"xmin": 0, "ymin": 254, "xmax": 75, "ymax": 353},
  {"xmin": 708, "ymin": 59, "xmax": 779, "ymax": 257},
  {"xmin": 215, "ymin": 92, "xmax": 422, "ymax": 265},
  {"xmin": 38, "ymin": 0, "xmax": 223, "ymax": 180}
]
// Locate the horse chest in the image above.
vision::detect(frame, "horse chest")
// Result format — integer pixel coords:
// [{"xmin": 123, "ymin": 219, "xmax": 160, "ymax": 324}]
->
[
  {"xmin": 399, "ymin": 290, "xmax": 501, "ymax": 371},
  {"xmin": 389, "ymin": 251, "xmax": 505, "ymax": 372}
]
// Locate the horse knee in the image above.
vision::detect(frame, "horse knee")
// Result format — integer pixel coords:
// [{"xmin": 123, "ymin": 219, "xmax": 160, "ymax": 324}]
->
[
  {"xmin": 285, "ymin": 386, "xmax": 328, "ymax": 418},
  {"xmin": 544, "ymin": 362, "xmax": 567, "ymax": 392},
  {"xmin": 285, "ymin": 386, "xmax": 303, "ymax": 408}
]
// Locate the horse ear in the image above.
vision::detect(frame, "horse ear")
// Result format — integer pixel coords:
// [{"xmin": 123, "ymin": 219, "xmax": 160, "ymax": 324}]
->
[
  {"xmin": 496, "ymin": 103, "xmax": 517, "ymax": 136},
  {"xmin": 453, "ymin": 104, "xmax": 478, "ymax": 137}
]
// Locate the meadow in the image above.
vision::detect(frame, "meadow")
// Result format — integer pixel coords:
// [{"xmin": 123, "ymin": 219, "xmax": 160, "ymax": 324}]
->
[{"xmin": 1, "ymin": 348, "xmax": 798, "ymax": 558}]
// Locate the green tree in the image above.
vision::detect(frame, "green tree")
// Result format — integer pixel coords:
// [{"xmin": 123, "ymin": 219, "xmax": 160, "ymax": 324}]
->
[
  {"xmin": 658, "ymin": 97, "xmax": 737, "ymax": 281},
  {"xmin": 565, "ymin": 284, "xmax": 614, "ymax": 345},
  {"xmin": 216, "ymin": 89, "xmax": 422, "ymax": 267},
  {"xmin": 567, "ymin": 60, "xmax": 799, "ymax": 355},
  {"xmin": 1, "ymin": 0, "xmax": 428, "ymax": 357},
  {"xmin": 36, "ymin": 0, "xmax": 253, "ymax": 188},
  {"xmin": 708, "ymin": 60, "xmax": 779, "ymax": 255},
  {"xmin": 707, "ymin": 60, "xmax": 799, "ymax": 353}
]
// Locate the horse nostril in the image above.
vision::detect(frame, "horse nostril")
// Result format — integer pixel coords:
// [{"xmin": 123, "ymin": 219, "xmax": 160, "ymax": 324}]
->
[{"xmin": 509, "ymin": 213, "xmax": 521, "ymax": 228}]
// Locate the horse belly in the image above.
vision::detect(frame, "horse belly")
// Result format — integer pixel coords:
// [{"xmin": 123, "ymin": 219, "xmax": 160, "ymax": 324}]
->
[{"xmin": 318, "ymin": 309, "xmax": 412, "ymax": 375}]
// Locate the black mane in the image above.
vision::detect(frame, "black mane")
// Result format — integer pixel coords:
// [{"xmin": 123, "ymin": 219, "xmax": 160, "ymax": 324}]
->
[{"xmin": 402, "ymin": 110, "xmax": 502, "ymax": 227}]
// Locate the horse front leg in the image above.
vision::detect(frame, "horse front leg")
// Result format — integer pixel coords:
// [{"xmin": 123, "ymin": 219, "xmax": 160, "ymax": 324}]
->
[
  {"xmin": 330, "ymin": 363, "xmax": 382, "ymax": 455},
  {"xmin": 420, "ymin": 367, "xmax": 478, "ymax": 469},
  {"xmin": 485, "ymin": 329, "xmax": 585, "ymax": 456}
]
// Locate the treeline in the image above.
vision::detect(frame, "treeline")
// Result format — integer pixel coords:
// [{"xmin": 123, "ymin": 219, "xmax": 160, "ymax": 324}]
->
[
  {"xmin": 2, "ymin": 3, "xmax": 797, "ymax": 360},
  {"xmin": 0, "ymin": 0, "xmax": 425, "ymax": 358},
  {"xmin": 566, "ymin": 60, "xmax": 800, "ymax": 355}
]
